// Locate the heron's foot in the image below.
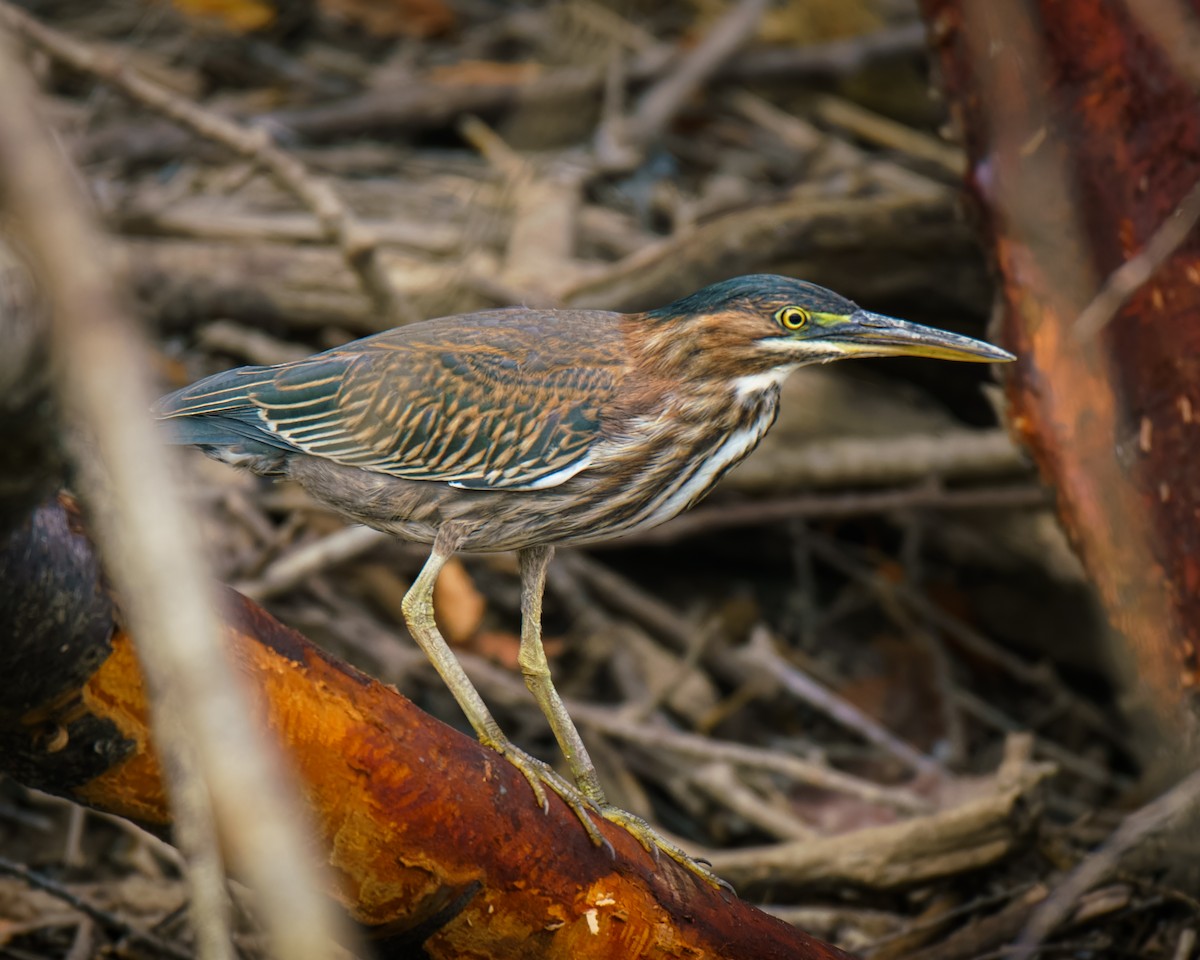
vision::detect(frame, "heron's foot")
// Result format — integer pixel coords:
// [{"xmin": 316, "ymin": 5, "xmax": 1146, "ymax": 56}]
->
[
  {"xmin": 598, "ymin": 804, "xmax": 734, "ymax": 893},
  {"xmin": 483, "ymin": 736, "xmax": 614, "ymax": 855}
]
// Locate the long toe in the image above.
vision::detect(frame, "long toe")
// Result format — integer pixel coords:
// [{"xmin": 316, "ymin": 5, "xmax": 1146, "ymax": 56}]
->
[
  {"xmin": 598, "ymin": 805, "xmax": 735, "ymax": 893},
  {"xmin": 489, "ymin": 739, "xmax": 614, "ymax": 855}
]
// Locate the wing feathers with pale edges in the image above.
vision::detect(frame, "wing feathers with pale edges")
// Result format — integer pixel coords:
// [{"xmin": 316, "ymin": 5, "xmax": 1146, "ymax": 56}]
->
[{"xmin": 155, "ymin": 310, "xmax": 626, "ymax": 490}]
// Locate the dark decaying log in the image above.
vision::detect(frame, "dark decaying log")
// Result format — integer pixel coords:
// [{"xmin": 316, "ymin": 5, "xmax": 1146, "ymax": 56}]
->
[
  {"xmin": 920, "ymin": 0, "xmax": 1200, "ymax": 733},
  {"xmin": 0, "ymin": 494, "xmax": 851, "ymax": 960}
]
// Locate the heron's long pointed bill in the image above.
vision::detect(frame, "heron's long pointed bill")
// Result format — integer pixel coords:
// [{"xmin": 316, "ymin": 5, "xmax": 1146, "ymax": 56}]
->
[{"xmin": 825, "ymin": 311, "xmax": 1015, "ymax": 363}]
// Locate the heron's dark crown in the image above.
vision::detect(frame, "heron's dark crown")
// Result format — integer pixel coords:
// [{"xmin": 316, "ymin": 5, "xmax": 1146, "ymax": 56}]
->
[{"xmin": 646, "ymin": 274, "xmax": 858, "ymax": 322}]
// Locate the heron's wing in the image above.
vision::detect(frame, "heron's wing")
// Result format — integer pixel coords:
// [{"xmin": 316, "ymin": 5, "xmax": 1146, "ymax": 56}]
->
[{"xmin": 155, "ymin": 309, "xmax": 628, "ymax": 490}]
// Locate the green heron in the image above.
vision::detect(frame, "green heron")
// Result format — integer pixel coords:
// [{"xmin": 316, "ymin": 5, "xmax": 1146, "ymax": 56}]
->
[{"xmin": 156, "ymin": 274, "xmax": 1013, "ymax": 882}]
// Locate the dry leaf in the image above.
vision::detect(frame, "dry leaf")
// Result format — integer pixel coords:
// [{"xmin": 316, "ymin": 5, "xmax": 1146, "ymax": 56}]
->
[
  {"xmin": 433, "ymin": 557, "xmax": 486, "ymax": 645},
  {"xmin": 470, "ymin": 630, "xmax": 521, "ymax": 670},
  {"xmin": 172, "ymin": 0, "xmax": 275, "ymax": 33},
  {"xmin": 688, "ymin": 0, "xmax": 882, "ymax": 44},
  {"xmin": 319, "ymin": 0, "xmax": 454, "ymax": 38},
  {"xmin": 468, "ymin": 630, "xmax": 566, "ymax": 670},
  {"xmin": 428, "ymin": 60, "xmax": 542, "ymax": 87}
]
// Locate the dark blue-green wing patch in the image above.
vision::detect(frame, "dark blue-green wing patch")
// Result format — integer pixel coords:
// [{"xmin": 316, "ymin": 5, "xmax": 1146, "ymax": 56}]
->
[{"xmin": 154, "ymin": 309, "xmax": 626, "ymax": 490}]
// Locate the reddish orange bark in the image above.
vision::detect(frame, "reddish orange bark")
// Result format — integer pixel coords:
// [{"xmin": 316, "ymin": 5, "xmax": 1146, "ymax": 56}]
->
[
  {"xmin": 0, "ymin": 498, "xmax": 850, "ymax": 960},
  {"xmin": 921, "ymin": 0, "xmax": 1200, "ymax": 730}
]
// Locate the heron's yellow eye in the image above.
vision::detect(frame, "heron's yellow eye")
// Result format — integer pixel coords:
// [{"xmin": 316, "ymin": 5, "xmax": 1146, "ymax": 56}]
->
[{"xmin": 776, "ymin": 306, "xmax": 810, "ymax": 331}]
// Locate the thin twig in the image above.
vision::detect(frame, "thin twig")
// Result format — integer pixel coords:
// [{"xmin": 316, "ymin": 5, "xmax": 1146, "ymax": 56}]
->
[
  {"xmin": 620, "ymin": 482, "xmax": 1046, "ymax": 546},
  {"xmin": 704, "ymin": 741, "xmax": 1052, "ymax": 889},
  {"xmin": 1074, "ymin": 174, "xmax": 1200, "ymax": 339},
  {"xmin": 0, "ymin": 0, "xmax": 416, "ymax": 326},
  {"xmin": 809, "ymin": 94, "xmax": 964, "ymax": 177},
  {"xmin": 236, "ymin": 524, "xmax": 390, "ymax": 600},
  {"xmin": 573, "ymin": 701, "xmax": 930, "ymax": 814},
  {"xmin": 738, "ymin": 627, "xmax": 945, "ymax": 779},
  {"xmin": 1172, "ymin": 927, "xmax": 1197, "ymax": 960},
  {"xmin": 0, "ymin": 856, "xmax": 193, "ymax": 960},
  {"xmin": 1013, "ymin": 768, "xmax": 1200, "ymax": 959},
  {"xmin": 805, "ymin": 535, "xmax": 1130, "ymax": 751},
  {"xmin": 690, "ymin": 763, "xmax": 817, "ymax": 842},
  {"xmin": 722, "ymin": 428, "xmax": 1028, "ymax": 495},
  {"xmin": 0, "ymin": 31, "xmax": 346, "ymax": 960},
  {"xmin": 595, "ymin": 0, "xmax": 771, "ymax": 169},
  {"xmin": 455, "ymin": 650, "xmax": 930, "ymax": 814},
  {"xmin": 952, "ymin": 688, "xmax": 1118, "ymax": 788}
]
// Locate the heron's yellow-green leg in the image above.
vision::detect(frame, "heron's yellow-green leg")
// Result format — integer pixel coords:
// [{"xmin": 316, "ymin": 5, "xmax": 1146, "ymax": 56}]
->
[
  {"xmin": 401, "ymin": 531, "xmax": 607, "ymax": 850},
  {"xmin": 517, "ymin": 545, "xmax": 607, "ymax": 804},
  {"xmin": 516, "ymin": 545, "xmax": 732, "ymax": 891}
]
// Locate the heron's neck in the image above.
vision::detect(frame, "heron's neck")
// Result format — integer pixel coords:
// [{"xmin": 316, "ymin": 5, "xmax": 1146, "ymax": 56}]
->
[{"xmin": 729, "ymin": 364, "xmax": 798, "ymax": 401}]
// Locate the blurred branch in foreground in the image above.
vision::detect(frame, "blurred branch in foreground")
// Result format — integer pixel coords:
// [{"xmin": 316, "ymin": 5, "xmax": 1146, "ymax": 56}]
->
[{"xmin": 0, "ymin": 28, "xmax": 344, "ymax": 960}]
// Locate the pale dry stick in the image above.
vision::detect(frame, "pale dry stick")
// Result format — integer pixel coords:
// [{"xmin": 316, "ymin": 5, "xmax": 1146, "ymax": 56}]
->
[
  {"xmin": 458, "ymin": 114, "xmax": 532, "ymax": 184},
  {"xmin": 724, "ymin": 428, "xmax": 1027, "ymax": 494},
  {"xmin": 1172, "ymin": 927, "xmax": 1197, "ymax": 960},
  {"xmin": 951, "ymin": 687, "xmax": 1118, "ymax": 788},
  {"xmin": 0, "ymin": 35, "xmax": 346, "ymax": 960},
  {"xmin": 706, "ymin": 737, "xmax": 1053, "ymax": 890},
  {"xmin": 1013, "ymin": 767, "xmax": 1200, "ymax": 960},
  {"xmin": 75, "ymin": 21, "xmax": 922, "ymax": 168},
  {"xmin": 65, "ymin": 916, "xmax": 95, "ymax": 960},
  {"xmin": 595, "ymin": 0, "xmax": 771, "ymax": 169},
  {"xmin": 808, "ymin": 94, "xmax": 965, "ymax": 177},
  {"xmin": 1074, "ymin": 174, "xmax": 1200, "ymax": 339},
  {"xmin": 121, "ymin": 204, "xmax": 463, "ymax": 256},
  {"xmin": 556, "ymin": 549, "xmax": 694, "ymax": 652},
  {"xmin": 88, "ymin": 810, "xmax": 188, "ymax": 874},
  {"xmin": 737, "ymin": 626, "xmax": 945, "ymax": 780},
  {"xmin": 559, "ymin": 0, "xmax": 661, "ymax": 55},
  {"xmin": 236, "ymin": 524, "xmax": 390, "ymax": 601},
  {"xmin": 560, "ymin": 190, "xmax": 976, "ymax": 312},
  {"xmin": 545, "ymin": 562, "xmax": 720, "ymax": 727},
  {"xmin": 453, "ymin": 648, "xmax": 930, "ymax": 812},
  {"xmin": 722, "ymin": 21, "xmax": 927, "ymax": 83},
  {"xmin": 862, "ymin": 880, "xmax": 1046, "ymax": 955},
  {"xmin": 623, "ymin": 483, "xmax": 1046, "ymax": 547},
  {"xmin": 0, "ymin": 857, "xmax": 193, "ymax": 960},
  {"xmin": 569, "ymin": 701, "xmax": 931, "ymax": 815},
  {"xmin": 232, "ymin": 24, "xmax": 923, "ymax": 147},
  {"xmin": 621, "ymin": 618, "xmax": 719, "ymax": 725},
  {"xmin": 690, "ymin": 763, "xmax": 817, "ymax": 842},
  {"xmin": 197, "ymin": 319, "xmax": 310, "ymax": 366},
  {"xmin": 0, "ymin": 40, "xmax": 232, "ymax": 960},
  {"xmin": 727, "ymin": 89, "xmax": 949, "ymax": 197},
  {"xmin": 890, "ymin": 885, "xmax": 1050, "ymax": 960},
  {"xmin": 26, "ymin": 792, "xmax": 189, "ymax": 873},
  {"xmin": 61, "ymin": 805, "xmax": 86, "ymax": 868},
  {"xmin": 0, "ymin": 1, "xmax": 415, "ymax": 327},
  {"xmin": 459, "ymin": 115, "xmax": 585, "ymax": 298}
]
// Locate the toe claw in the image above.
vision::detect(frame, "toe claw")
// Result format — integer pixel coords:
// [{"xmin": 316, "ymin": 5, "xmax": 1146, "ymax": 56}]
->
[
  {"xmin": 597, "ymin": 805, "xmax": 731, "ymax": 891},
  {"xmin": 484, "ymin": 739, "xmax": 731, "ymax": 890}
]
